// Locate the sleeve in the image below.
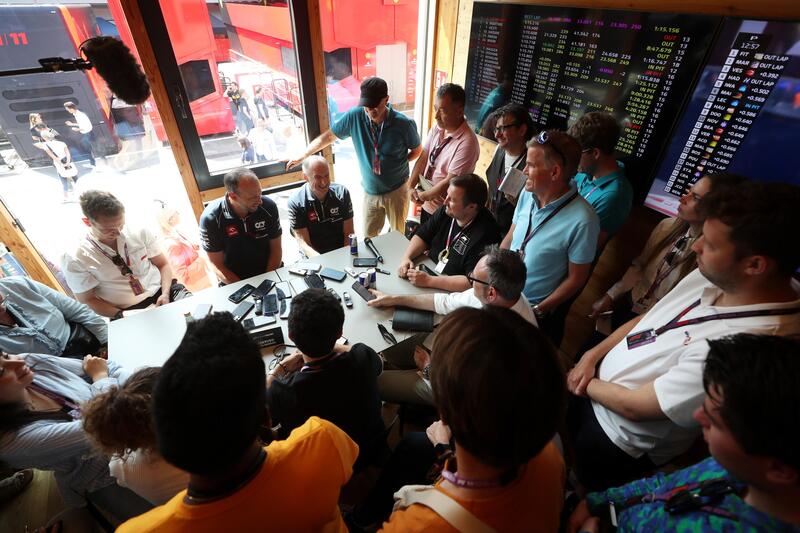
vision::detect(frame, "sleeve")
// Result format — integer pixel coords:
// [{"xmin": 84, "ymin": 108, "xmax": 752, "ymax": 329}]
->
[
  {"xmin": 0, "ymin": 419, "xmax": 92, "ymax": 472},
  {"xmin": 405, "ymin": 119, "xmax": 421, "ymax": 149},
  {"xmin": 265, "ymin": 199, "xmax": 282, "ymax": 239},
  {"xmin": 445, "ymin": 136, "xmax": 480, "ymax": 176},
  {"xmin": 342, "ymin": 188, "xmax": 354, "ymax": 219},
  {"xmin": 414, "ymin": 208, "xmax": 443, "ymax": 246},
  {"xmin": 287, "ymin": 193, "xmax": 307, "ymax": 231},
  {"xmin": 357, "ymin": 344, "xmax": 383, "ymax": 377},
  {"xmin": 330, "ymin": 108, "xmax": 355, "ymax": 140},
  {"xmin": 142, "ymin": 227, "xmax": 163, "ymax": 259},
  {"xmin": 60, "ymin": 252, "xmax": 99, "ymax": 294},
  {"xmin": 433, "ymin": 289, "xmax": 480, "ymax": 315},
  {"xmin": 34, "ymin": 279, "xmax": 108, "ymax": 344},
  {"xmin": 586, "ymin": 470, "xmax": 673, "ymax": 514},
  {"xmin": 567, "ymin": 211, "xmax": 600, "ymax": 265},
  {"xmin": 198, "ymin": 208, "xmax": 224, "ymax": 252},
  {"xmin": 653, "ymin": 345, "xmax": 708, "ymax": 428},
  {"xmin": 511, "ymin": 191, "xmax": 530, "ymax": 226},
  {"xmin": 592, "ymin": 189, "xmax": 633, "ymax": 236},
  {"xmin": 317, "ymin": 417, "xmax": 359, "ymax": 484}
]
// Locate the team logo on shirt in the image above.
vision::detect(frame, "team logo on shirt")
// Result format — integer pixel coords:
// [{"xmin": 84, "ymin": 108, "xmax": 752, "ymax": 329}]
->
[
  {"xmin": 453, "ymin": 235, "xmax": 468, "ymax": 255},
  {"xmin": 226, "ymin": 225, "xmax": 239, "ymax": 237},
  {"xmin": 254, "ymin": 220, "xmax": 266, "ymax": 230},
  {"xmin": 308, "ymin": 211, "xmax": 318, "ymax": 222},
  {"xmin": 330, "ymin": 207, "xmax": 340, "ymax": 216}
]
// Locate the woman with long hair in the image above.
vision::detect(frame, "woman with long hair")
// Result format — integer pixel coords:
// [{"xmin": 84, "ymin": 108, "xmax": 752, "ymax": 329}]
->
[
  {"xmin": 153, "ymin": 200, "xmax": 212, "ymax": 292},
  {"xmin": 82, "ymin": 367, "xmax": 188, "ymax": 505},
  {"xmin": 589, "ymin": 173, "xmax": 747, "ymax": 328}
]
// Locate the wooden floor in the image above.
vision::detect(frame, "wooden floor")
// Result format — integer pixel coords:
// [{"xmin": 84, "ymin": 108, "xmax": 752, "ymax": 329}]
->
[{"xmin": 0, "ymin": 470, "xmax": 65, "ymax": 533}]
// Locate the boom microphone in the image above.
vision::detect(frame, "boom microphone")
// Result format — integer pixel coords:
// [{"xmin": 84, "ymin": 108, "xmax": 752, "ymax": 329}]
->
[{"xmin": 80, "ymin": 37, "xmax": 150, "ymax": 105}]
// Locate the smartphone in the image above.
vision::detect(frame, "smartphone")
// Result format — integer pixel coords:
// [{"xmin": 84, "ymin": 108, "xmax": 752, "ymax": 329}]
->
[
  {"xmin": 417, "ymin": 264, "xmax": 439, "ymax": 277},
  {"xmin": 289, "ymin": 278, "xmax": 307, "ymax": 296},
  {"xmin": 242, "ymin": 315, "xmax": 277, "ymax": 331},
  {"xmin": 228, "ymin": 284, "xmax": 255, "ymax": 304},
  {"xmin": 254, "ymin": 296, "xmax": 264, "ymax": 316},
  {"xmin": 192, "ymin": 303, "xmax": 212, "ymax": 320},
  {"xmin": 304, "ymin": 273, "xmax": 326, "ymax": 289},
  {"xmin": 275, "ymin": 281, "xmax": 292, "ymax": 299},
  {"xmin": 232, "ymin": 300, "xmax": 254, "ymax": 322},
  {"xmin": 279, "ymin": 299, "xmax": 291, "ymax": 319},
  {"xmin": 344, "ymin": 267, "xmax": 358, "ymax": 278},
  {"xmin": 342, "ymin": 291, "xmax": 353, "ymax": 308},
  {"xmin": 296, "ymin": 262, "xmax": 322, "ymax": 273},
  {"xmin": 351, "ymin": 281, "xmax": 376, "ymax": 302},
  {"xmin": 255, "ymin": 279, "xmax": 276, "ymax": 297},
  {"xmin": 326, "ymin": 287, "xmax": 341, "ymax": 302},
  {"xmin": 288, "ymin": 266, "xmax": 307, "ymax": 276},
  {"xmin": 336, "ymin": 336, "xmax": 348, "ymax": 345},
  {"xmin": 320, "ymin": 267, "xmax": 347, "ymax": 282},
  {"xmin": 353, "ymin": 257, "xmax": 378, "ymax": 267},
  {"xmin": 263, "ymin": 293, "xmax": 279, "ymax": 315}
]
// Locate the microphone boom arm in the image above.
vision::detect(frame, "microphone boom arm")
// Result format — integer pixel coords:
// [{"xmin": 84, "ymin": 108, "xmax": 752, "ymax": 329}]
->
[{"xmin": 0, "ymin": 57, "xmax": 93, "ymax": 78}]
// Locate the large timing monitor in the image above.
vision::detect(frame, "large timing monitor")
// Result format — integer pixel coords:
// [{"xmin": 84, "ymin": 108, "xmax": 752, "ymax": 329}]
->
[
  {"xmin": 464, "ymin": 3, "xmax": 720, "ymax": 184},
  {"xmin": 645, "ymin": 19, "xmax": 800, "ymax": 215}
]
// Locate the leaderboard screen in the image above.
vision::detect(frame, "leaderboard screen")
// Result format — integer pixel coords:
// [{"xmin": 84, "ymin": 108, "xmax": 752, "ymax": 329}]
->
[
  {"xmin": 646, "ymin": 19, "xmax": 800, "ymax": 215},
  {"xmin": 464, "ymin": 3, "xmax": 720, "ymax": 184}
]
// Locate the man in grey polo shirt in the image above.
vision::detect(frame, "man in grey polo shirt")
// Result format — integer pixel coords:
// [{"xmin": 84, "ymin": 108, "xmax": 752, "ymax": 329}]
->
[{"xmin": 287, "ymin": 77, "xmax": 422, "ymax": 237}]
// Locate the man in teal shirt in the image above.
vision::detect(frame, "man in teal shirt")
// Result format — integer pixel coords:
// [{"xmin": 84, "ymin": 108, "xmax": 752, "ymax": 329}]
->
[
  {"xmin": 287, "ymin": 78, "xmax": 422, "ymax": 237},
  {"xmin": 569, "ymin": 112, "xmax": 633, "ymax": 253}
]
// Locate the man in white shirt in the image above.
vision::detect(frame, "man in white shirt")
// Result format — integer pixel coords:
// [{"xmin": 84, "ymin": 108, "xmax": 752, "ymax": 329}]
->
[
  {"xmin": 369, "ymin": 245, "xmax": 536, "ymax": 405},
  {"xmin": 64, "ymin": 101, "xmax": 96, "ymax": 167},
  {"xmin": 61, "ymin": 190, "xmax": 189, "ymax": 320},
  {"xmin": 565, "ymin": 181, "xmax": 800, "ymax": 491}
]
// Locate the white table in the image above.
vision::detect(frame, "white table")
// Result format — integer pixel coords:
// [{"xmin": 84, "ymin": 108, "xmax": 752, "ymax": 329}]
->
[{"xmin": 109, "ymin": 231, "xmax": 440, "ymax": 369}]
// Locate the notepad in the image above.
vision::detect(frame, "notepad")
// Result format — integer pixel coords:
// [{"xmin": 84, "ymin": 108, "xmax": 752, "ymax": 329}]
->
[{"xmin": 498, "ymin": 167, "xmax": 527, "ymax": 200}]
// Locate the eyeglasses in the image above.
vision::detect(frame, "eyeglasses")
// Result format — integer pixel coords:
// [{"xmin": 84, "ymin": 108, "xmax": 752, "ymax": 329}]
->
[
  {"xmin": 466, "ymin": 271, "xmax": 491, "ymax": 287},
  {"xmin": 535, "ymin": 131, "xmax": 566, "ymax": 166},
  {"xmin": 581, "ymin": 148, "xmax": 593, "ymax": 154},
  {"xmin": 664, "ymin": 235, "xmax": 690, "ymax": 266},
  {"xmin": 494, "ymin": 123, "xmax": 520, "ymax": 133},
  {"xmin": 268, "ymin": 344, "xmax": 297, "ymax": 371},
  {"xmin": 665, "ymin": 479, "xmax": 738, "ymax": 515}
]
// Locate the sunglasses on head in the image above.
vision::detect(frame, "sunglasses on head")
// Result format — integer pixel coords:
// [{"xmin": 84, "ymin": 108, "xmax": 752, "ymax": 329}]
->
[{"xmin": 535, "ymin": 131, "xmax": 567, "ymax": 166}]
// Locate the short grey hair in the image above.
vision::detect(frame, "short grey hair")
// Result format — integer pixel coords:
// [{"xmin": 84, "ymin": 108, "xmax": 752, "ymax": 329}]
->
[
  {"xmin": 301, "ymin": 155, "xmax": 328, "ymax": 176},
  {"xmin": 483, "ymin": 245, "xmax": 526, "ymax": 301},
  {"xmin": 223, "ymin": 168, "xmax": 258, "ymax": 194}
]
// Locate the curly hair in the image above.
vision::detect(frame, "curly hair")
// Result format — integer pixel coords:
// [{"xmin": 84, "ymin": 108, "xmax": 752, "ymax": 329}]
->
[
  {"xmin": 567, "ymin": 111, "xmax": 621, "ymax": 154},
  {"xmin": 82, "ymin": 367, "xmax": 160, "ymax": 456},
  {"xmin": 79, "ymin": 190, "xmax": 125, "ymax": 221},
  {"xmin": 288, "ymin": 289, "xmax": 344, "ymax": 358}
]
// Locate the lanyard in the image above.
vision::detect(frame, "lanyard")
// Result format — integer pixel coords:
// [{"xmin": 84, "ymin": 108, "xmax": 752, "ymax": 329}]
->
[
  {"xmin": 28, "ymin": 383, "xmax": 81, "ymax": 418},
  {"xmin": 638, "ymin": 233, "xmax": 693, "ymax": 304},
  {"xmin": 518, "ymin": 192, "xmax": 578, "ymax": 255},
  {"xmin": 498, "ymin": 153, "xmax": 526, "ymax": 187},
  {"xmin": 88, "ymin": 236, "xmax": 130, "ymax": 267},
  {"xmin": 654, "ymin": 299, "xmax": 800, "ymax": 337},
  {"xmin": 439, "ymin": 217, "xmax": 473, "ymax": 262},
  {"xmin": 424, "ymin": 135, "xmax": 454, "ymax": 180},
  {"xmin": 616, "ymin": 479, "xmax": 742, "ymax": 521},
  {"xmin": 87, "ymin": 236, "xmax": 146, "ymax": 296},
  {"xmin": 367, "ymin": 116, "xmax": 384, "ymax": 175},
  {"xmin": 307, "ymin": 187, "xmax": 328, "ymax": 224}
]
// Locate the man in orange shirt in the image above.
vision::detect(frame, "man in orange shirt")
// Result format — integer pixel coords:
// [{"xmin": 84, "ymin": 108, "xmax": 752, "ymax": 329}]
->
[{"xmin": 117, "ymin": 313, "xmax": 358, "ymax": 532}]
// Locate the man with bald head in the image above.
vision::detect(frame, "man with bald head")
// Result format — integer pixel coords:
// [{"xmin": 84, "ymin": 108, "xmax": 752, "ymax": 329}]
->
[
  {"xmin": 288, "ymin": 155, "xmax": 354, "ymax": 257},
  {"xmin": 199, "ymin": 168, "xmax": 282, "ymax": 284}
]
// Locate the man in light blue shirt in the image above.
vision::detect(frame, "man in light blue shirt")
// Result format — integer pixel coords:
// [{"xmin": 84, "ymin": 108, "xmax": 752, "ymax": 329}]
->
[
  {"xmin": 0, "ymin": 276, "xmax": 107, "ymax": 357},
  {"xmin": 569, "ymin": 112, "xmax": 633, "ymax": 252},
  {"xmin": 501, "ymin": 130, "xmax": 599, "ymax": 341}
]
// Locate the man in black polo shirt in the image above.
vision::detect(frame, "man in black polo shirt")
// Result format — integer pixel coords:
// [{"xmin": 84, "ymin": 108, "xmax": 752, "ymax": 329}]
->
[
  {"xmin": 287, "ymin": 155, "xmax": 354, "ymax": 257},
  {"xmin": 266, "ymin": 289, "xmax": 384, "ymax": 469},
  {"xmin": 398, "ymin": 173, "xmax": 501, "ymax": 292},
  {"xmin": 199, "ymin": 168, "xmax": 282, "ymax": 283}
]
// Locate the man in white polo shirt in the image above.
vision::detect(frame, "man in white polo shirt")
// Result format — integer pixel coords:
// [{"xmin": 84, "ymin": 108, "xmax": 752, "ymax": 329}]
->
[
  {"xmin": 64, "ymin": 101, "xmax": 95, "ymax": 167},
  {"xmin": 565, "ymin": 181, "xmax": 800, "ymax": 491},
  {"xmin": 368, "ymin": 245, "xmax": 535, "ymax": 405},
  {"xmin": 61, "ymin": 190, "xmax": 189, "ymax": 319}
]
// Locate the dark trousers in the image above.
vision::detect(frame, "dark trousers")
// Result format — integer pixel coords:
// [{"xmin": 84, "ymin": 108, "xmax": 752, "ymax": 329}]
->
[
  {"xmin": 77, "ymin": 133, "xmax": 96, "ymax": 165},
  {"xmin": 566, "ymin": 395, "xmax": 655, "ymax": 491},
  {"xmin": 353, "ymin": 431, "xmax": 436, "ymax": 526}
]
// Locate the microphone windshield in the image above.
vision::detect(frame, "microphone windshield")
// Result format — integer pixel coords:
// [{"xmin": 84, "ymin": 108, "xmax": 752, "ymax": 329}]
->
[{"xmin": 81, "ymin": 37, "xmax": 150, "ymax": 105}]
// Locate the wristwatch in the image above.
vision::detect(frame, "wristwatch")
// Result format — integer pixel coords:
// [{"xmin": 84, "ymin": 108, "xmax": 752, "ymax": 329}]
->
[
  {"xmin": 421, "ymin": 363, "xmax": 432, "ymax": 380},
  {"xmin": 533, "ymin": 304, "xmax": 544, "ymax": 318}
]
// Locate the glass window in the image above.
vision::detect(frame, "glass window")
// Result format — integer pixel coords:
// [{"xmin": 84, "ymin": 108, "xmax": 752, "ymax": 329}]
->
[{"xmin": 180, "ymin": 60, "xmax": 216, "ymax": 102}]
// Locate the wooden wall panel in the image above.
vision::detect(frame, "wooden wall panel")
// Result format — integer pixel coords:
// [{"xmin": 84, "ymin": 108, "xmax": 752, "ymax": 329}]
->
[{"xmin": 0, "ymin": 201, "xmax": 63, "ymax": 291}]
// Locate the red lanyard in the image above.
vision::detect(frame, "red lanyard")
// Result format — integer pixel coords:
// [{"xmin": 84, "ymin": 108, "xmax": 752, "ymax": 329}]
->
[
  {"xmin": 655, "ymin": 299, "xmax": 800, "ymax": 336},
  {"xmin": 640, "ymin": 233, "xmax": 692, "ymax": 303},
  {"xmin": 88, "ymin": 237, "xmax": 130, "ymax": 267},
  {"xmin": 367, "ymin": 118, "xmax": 384, "ymax": 175}
]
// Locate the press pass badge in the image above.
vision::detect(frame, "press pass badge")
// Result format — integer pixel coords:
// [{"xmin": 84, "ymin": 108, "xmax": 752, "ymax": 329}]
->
[
  {"xmin": 434, "ymin": 258, "xmax": 448, "ymax": 274},
  {"xmin": 626, "ymin": 328, "xmax": 657, "ymax": 349}
]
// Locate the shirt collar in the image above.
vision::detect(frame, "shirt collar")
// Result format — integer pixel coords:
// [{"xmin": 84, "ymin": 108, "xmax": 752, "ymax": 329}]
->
[
  {"xmin": 587, "ymin": 169, "xmax": 623, "ymax": 189},
  {"xmin": 303, "ymin": 183, "xmax": 333, "ymax": 203},
  {"xmin": 534, "ymin": 182, "xmax": 578, "ymax": 212},
  {"xmin": 222, "ymin": 195, "xmax": 236, "ymax": 220},
  {"xmin": 441, "ymin": 118, "xmax": 469, "ymax": 140}
]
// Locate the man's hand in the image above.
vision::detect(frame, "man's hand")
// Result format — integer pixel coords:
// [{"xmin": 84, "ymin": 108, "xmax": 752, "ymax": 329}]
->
[
  {"xmin": 406, "ymin": 268, "xmax": 432, "ymax": 287},
  {"xmin": 413, "ymin": 346, "xmax": 431, "ymax": 371},
  {"xmin": 397, "ymin": 260, "xmax": 415, "ymax": 279},
  {"xmin": 285, "ymin": 157, "xmax": 303, "ymax": 170},
  {"xmin": 83, "ymin": 355, "xmax": 109, "ymax": 382},
  {"xmin": 425, "ymin": 420, "xmax": 451, "ymax": 446},
  {"xmin": 281, "ymin": 351, "xmax": 305, "ymax": 373},
  {"xmin": 367, "ymin": 289, "xmax": 394, "ymax": 308},
  {"xmin": 566, "ymin": 500, "xmax": 598, "ymax": 533},
  {"xmin": 409, "ymin": 188, "xmax": 423, "ymax": 205},
  {"xmin": 567, "ymin": 349, "xmax": 603, "ymax": 396},
  {"xmin": 155, "ymin": 293, "xmax": 170, "ymax": 307},
  {"xmin": 589, "ymin": 293, "xmax": 614, "ymax": 319}
]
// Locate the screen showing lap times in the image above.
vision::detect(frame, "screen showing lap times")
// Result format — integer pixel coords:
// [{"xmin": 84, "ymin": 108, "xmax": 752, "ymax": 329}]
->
[
  {"xmin": 464, "ymin": 2, "xmax": 719, "ymax": 184},
  {"xmin": 646, "ymin": 19, "xmax": 800, "ymax": 215}
]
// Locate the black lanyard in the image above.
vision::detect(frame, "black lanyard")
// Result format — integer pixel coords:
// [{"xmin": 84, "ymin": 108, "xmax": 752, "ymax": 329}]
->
[
  {"xmin": 518, "ymin": 192, "xmax": 578, "ymax": 253},
  {"xmin": 499, "ymin": 153, "xmax": 525, "ymax": 186},
  {"xmin": 424, "ymin": 135, "xmax": 454, "ymax": 180}
]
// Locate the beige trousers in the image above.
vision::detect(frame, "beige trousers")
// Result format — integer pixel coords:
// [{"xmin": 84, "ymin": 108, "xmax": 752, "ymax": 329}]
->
[{"xmin": 363, "ymin": 183, "xmax": 409, "ymax": 237}]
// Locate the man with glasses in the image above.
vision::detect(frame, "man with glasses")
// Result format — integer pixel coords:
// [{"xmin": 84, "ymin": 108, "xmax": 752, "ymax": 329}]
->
[
  {"xmin": 500, "ymin": 130, "xmax": 599, "ymax": 342},
  {"xmin": 287, "ymin": 77, "xmax": 422, "ymax": 237},
  {"xmin": 408, "ymin": 84, "xmax": 480, "ymax": 226},
  {"xmin": 568, "ymin": 112, "xmax": 633, "ymax": 252},
  {"xmin": 61, "ymin": 190, "xmax": 189, "ymax": 319},
  {"xmin": 485, "ymin": 103, "xmax": 536, "ymax": 235},
  {"xmin": 199, "ymin": 168, "xmax": 283, "ymax": 284},
  {"xmin": 369, "ymin": 246, "xmax": 535, "ymax": 406}
]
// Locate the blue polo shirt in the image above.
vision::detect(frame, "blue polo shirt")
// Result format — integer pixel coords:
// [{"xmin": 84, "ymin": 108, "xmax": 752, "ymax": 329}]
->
[
  {"xmin": 575, "ymin": 165, "xmax": 633, "ymax": 236},
  {"xmin": 199, "ymin": 195, "xmax": 282, "ymax": 280},
  {"xmin": 331, "ymin": 104, "xmax": 420, "ymax": 195},
  {"xmin": 510, "ymin": 184, "xmax": 599, "ymax": 304},
  {"xmin": 287, "ymin": 183, "xmax": 354, "ymax": 254}
]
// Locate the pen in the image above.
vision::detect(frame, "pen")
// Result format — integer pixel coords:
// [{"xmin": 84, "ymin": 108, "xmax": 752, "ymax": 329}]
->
[{"xmin": 375, "ymin": 267, "xmax": 390, "ymax": 275}]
